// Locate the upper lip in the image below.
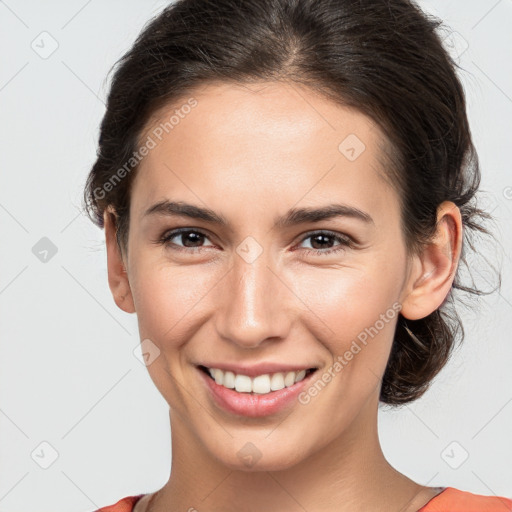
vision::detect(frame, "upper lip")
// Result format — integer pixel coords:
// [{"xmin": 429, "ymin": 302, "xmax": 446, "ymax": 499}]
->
[{"xmin": 197, "ymin": 362, "xmax": 318, "ymax": 377}]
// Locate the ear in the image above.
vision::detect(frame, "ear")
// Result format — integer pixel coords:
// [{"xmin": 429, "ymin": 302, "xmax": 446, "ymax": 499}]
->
[
  {"xmin": 400, "ymin": 201, "xmax": 463, "ymax": 320},
  {"xmin": 104, "ymin": 207, "xmax": 135, "ymax": 314}
]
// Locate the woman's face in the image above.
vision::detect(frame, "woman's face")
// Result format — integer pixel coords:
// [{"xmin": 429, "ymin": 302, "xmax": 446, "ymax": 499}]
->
[{"xmin": 117, "ymin": 81, "xmax": 418, "ymax": 470}]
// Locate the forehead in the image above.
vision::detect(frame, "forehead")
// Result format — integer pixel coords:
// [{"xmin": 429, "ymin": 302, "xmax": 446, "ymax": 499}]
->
[{"xmin": 131, "ymin": 81, "xmax": 398, "ymax": 227}]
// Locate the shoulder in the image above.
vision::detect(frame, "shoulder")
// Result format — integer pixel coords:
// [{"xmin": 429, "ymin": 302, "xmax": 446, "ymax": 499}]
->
[
  {"xmin": 93, "ymin": 495, "xmax": 146, "ymax": 512},
  {"xmin": 419, "ymin": 487, "xmax": 512, "ymax": 512}
]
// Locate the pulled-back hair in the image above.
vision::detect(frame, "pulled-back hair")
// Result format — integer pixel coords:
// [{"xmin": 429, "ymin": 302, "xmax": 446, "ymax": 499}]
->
[{"xmin": 83, "ymin": 0, "xmax": 499, "ymax": 405}]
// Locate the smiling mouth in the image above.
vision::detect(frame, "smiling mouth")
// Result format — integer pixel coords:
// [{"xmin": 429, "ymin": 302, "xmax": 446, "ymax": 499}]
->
[{"xmin": 198, "ymin": 365, "xmax": 318, "ymax": 395}]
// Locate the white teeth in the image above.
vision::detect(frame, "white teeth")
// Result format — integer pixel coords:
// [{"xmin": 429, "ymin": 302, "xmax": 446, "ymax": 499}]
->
[
  {"xmin": 252, "ymin": 374, "xmax": 271, "ymax": 394},
  {"xmin": 234, "ymin": 374, "xmax": 252, "ymax": 393},
  {"xmin": 213, "ymin": 368, "xmax": 223, "ymax": 385},
  {"xmin": 294, "ymin": 369, "xmax": 306, "ymax": 383},
  {"xmin": 205, "ymin": 367, "xmax": 312, "ymax": 395},
  {"xmin": 270, "ymin": 372, "xmax": 285, "ymax": 391},
  {"xmin": 223, "ymin": 371, "xmax": 236, "ymax": 389},
  {"xmin": 284, "ymin": 371, "xmax": 296, "ymax": 387}
]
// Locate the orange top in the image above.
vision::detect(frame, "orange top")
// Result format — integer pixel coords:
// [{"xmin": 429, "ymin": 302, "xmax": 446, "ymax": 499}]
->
[
  {"xmin": 96, "ymin": 487, "xmax": 512, "ymax": 512},
  {"xmin": 417, "ymin": 487, "xmax": 512, "ymax": 512}
]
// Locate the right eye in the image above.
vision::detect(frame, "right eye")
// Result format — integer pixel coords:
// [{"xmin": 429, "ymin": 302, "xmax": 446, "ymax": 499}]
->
[{"xmin": 155, "ymin": 228, "xmax": 216, "ymax": 253}]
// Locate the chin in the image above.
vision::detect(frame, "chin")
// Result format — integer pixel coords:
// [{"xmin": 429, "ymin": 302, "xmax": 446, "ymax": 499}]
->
[{"xmin": 211, "ymin": 439, "xmax": 309, "ymax": 472}]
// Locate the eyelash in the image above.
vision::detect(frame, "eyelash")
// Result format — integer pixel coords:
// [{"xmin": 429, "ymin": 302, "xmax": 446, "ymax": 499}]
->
[{"xmin": 154, "ymin": 228, "xmax": 354, "ymax": 256}]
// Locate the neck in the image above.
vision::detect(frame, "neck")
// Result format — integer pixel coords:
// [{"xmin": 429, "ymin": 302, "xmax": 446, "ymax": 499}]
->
[{"xmin": 151, "ymin": 395, "xmax": 428, "ymax": 512}]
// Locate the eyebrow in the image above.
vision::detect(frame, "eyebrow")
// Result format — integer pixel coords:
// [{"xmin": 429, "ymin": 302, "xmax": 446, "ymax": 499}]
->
[{"xmin": 142, "ymin": 200, "xmax": 374, "ymax": 227}]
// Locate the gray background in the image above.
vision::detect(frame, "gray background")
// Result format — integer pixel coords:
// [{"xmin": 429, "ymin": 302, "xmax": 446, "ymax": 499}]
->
[{"xmin": 0, "ymin": 1, "xmax": 511, "ymax": 510}]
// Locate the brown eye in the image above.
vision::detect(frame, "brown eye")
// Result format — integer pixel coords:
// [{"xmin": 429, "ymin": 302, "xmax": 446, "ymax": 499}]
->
[
  {"xmin": 297, "ymin": 231, "xmax": 352, "ymax": 256},
  {"xmin": 158, "ymin": 228, "xmax": 215, "ymax": 252}
]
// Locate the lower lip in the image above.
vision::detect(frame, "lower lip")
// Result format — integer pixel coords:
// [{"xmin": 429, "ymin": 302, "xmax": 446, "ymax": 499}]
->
[{"xmin": 197, "ymin": 367, "xmax": 316, "ymax": 417}]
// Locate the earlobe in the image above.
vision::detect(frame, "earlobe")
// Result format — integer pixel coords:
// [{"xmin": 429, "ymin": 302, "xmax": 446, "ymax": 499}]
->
[
  {"xmin": 400, "ymin": 201, "xmax": 462, "ymax": 321},
  {"xmin": 104, "ymin": 207, "xmax": 136, "ymax": 314}
]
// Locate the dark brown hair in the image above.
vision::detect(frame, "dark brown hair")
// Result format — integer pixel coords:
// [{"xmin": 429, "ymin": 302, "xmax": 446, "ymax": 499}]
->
[{"xmin": 83, "ymin": 0, "xmax": 500, "ymax": 405}]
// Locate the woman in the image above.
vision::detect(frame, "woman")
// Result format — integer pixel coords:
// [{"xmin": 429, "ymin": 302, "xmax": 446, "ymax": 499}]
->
[{"xmin": 83, "ymin": 0, "xmax": 511, "ymax": 510}]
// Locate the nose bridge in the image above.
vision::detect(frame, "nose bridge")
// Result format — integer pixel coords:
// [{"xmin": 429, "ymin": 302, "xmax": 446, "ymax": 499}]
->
[{"xmin": 215, "ymin": 247, "xmax": 290, "ymax": 348}]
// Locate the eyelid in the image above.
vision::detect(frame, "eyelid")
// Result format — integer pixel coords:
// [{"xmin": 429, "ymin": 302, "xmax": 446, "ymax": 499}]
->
[
  {"xmin": 295, "ymin": 229, "xmax": 355, "ymax": 246},
  {"xmin": 155, "ymin": 227, "xmax": 216, "ymax": 247}
]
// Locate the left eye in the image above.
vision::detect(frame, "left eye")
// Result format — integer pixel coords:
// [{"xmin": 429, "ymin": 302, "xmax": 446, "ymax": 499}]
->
[{"xmin": 296, "ymin": 231, "xmax": 352, "ymax": 255}]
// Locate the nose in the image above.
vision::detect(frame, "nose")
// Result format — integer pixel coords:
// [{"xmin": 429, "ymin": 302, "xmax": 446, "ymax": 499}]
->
[{"xmin": 214, "ymin": 249, "xmax": 292, "ymax": 350}]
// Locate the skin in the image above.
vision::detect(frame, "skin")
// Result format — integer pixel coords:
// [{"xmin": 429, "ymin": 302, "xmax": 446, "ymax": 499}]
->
[{"xmin": 104, "ymin": 81, "xmax": 462, "ymax": 512}]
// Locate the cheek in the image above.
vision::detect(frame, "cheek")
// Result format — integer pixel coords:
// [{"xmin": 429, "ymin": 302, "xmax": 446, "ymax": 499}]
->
[
  {"xmin": 129, "ymin": 258, "xmax": 223, "ymax": 342},
  {"xmin": 291, "ymin": 264, "xmax": 403, "ymax": 387},
  {"xmin": 297, "ymin": 265, "xmax": 401, "ymax": 334},
  {"xmin": 129, "ymin": 260, "xmax": 215, "ymax": 406}
]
